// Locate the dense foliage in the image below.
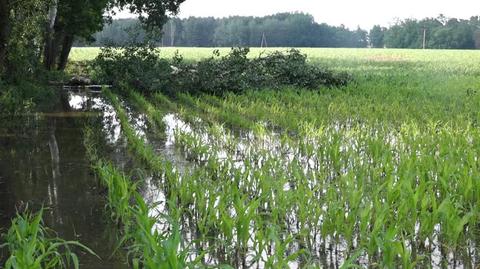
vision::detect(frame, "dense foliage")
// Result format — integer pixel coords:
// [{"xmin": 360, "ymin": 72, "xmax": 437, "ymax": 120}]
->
[
  {"xmin": 93, "ymin": 45, "xmax": 171, "ymax": 93},
  {"xmin": 0, "ymin": 0, "xmax": 184, "ymax": 114},
  {"xmin": 93, "ymin": 46, "xmax": 350, "ymax": 95},
  {"xmin": 0, "ymin": 0, "xmax": 184, "ymax": 76},
  {"xmin": 0, "ymin": 81, "xmax": 57, "ymax": 115},
  {"xmin": 0, "ymin": 0, "xmax": 46, "ymax": 80}
]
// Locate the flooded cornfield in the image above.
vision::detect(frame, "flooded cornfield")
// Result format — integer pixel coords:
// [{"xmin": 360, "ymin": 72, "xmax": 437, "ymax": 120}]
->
[
  {"xmin": 1, "ymin": 86, "xmax": 480, "ymax": 268},
  {"xmin": 3, "ymin": 47, "xmax": 480, "ymax": 269},
  {"xmin": 1, "ymin": 85, "xmax": 480, "ymax": 268}
]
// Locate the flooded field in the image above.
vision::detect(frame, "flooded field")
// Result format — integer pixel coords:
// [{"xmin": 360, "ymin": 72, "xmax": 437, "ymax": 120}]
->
[
  {"xmin": 1, "ymin": 88, "xmax": 480, "ymax": 268},
  {"xmin": 2, "ymin": 49, "xmax": 480, "ymax": 268}
]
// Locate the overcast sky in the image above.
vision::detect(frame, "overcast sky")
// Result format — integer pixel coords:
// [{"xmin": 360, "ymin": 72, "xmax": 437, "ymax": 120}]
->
[{"xmin": 116, "ymin": 0, "xmax": 480, "ymax": 30}]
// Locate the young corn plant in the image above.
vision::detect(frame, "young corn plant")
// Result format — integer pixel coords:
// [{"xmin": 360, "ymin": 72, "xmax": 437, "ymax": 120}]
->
[
  {"xmin": 128, "ymin": 89, "xmax": 167, "ymax": 135},
  {"xmin": 1, "ymin": 208, "xmax": 97, "ymax": 269}
]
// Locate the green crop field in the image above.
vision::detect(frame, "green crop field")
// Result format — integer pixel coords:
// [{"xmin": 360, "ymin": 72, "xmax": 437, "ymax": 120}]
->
[
  {"xmin": 71, "ymin": 46, "xmax": 480, "ymax": 66},
  {"xmin": 75, "ymin": 48, "xmax": 480, "ymax": 268}
]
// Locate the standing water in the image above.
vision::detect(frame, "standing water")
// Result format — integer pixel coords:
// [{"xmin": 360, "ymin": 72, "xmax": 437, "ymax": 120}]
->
[{"xmin": 0, "ymin": 90, "xmax": 129, "ymax": 268}]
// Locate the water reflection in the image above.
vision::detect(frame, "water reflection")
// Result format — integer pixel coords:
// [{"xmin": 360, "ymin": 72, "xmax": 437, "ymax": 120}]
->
[
  {"xmin": 151, "ymin": 112, "xmax": 479, "ymax": 268},
  {"xmin": 0, "ymin": 90, "xmax": 129, "ymax": 269}
]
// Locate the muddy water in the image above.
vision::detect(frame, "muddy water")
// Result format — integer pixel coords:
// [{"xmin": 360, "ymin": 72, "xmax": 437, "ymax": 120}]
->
[{"xmin": 0, "ymin": 91, "xmax": 129, "ymax": 269}]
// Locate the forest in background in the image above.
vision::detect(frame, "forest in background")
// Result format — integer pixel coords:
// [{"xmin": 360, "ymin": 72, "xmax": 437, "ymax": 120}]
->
[{"xmin": 76, "ymin": 13, "xmax": 480, "ymax": 49}]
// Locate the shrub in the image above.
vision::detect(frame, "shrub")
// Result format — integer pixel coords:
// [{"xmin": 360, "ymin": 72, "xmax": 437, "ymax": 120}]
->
[
  {"xmin": 0, "ymin": 80, "xmax": 57, "ymax": 115},
  {"xmin": 172, "ymin": 48, "xmax": 351, "ymax": 95},
  {"xmin": 252, "ymin": 49, "xmax": 351, "ymax": 89},
  {"xmin": 93, "ymin": 45, "xmax": 171, "ymax": 94}
]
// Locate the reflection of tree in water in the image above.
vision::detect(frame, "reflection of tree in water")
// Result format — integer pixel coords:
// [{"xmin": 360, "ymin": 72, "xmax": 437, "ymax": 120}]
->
[
  {"xmin": 0, "ymin": 119, "xmax": 36, "ymax": 220},
  {"xmin": 0, "ymin": 94, "xmax": 133, "ymax": 268},
  {"xmin": 48, "ymin": 118, "xmax": 62, "ymax": 225}
]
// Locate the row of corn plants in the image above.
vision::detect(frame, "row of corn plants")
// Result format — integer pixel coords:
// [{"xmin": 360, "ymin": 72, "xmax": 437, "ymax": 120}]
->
[
  {"xmin": 148, "ymin": 89, "xmax": 480, "ymax": 268},
  {"xmin": 105, "ymin": 81, "xmax": 480, "ymax": 268},
  {"xmin": 106, "ymin": 89, "xmax": 317, "ymax": 267},
  {"xmin": 83, "ymin": 98, "xmax": 197, "ymax": 269}
]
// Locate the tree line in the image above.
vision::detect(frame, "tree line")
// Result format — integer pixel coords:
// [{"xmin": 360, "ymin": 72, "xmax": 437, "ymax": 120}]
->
[
  {"xmin": 371, "ymin": 15, "xmax": 480, "ymax": 49},
  {"xmin": 79, "ymin": 13, "xmax": 480, "ymax": 50},
  {"xmin": 78, "ymin": 13, "xmax": 369, "ymax": 48}
]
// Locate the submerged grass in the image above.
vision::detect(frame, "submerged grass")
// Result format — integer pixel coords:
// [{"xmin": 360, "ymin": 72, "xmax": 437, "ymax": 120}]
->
[
  {"xmin": 127, "ymin": 90, "xmax": 167, "ymax": 135},
  {"xmin": 103, "ymin": 88, "xmax": 166, "ymax": 172}
]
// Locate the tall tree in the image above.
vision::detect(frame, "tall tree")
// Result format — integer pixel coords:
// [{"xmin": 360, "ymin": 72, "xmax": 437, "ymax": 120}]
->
[
  {"xmin": 384, "ymin": 19, "xmax": 422, "ymax": 48},
  {"xmin": 110, "ymin": 0, "xmax": 185, "ymax": 30},
  {"xmin": 369, "ymin": 25, "xmax": 386, "ymax": 48},
  {"xmin": 44, "ymin": 0, "xmax": 59, "ymax": 70},
  {"xmin": 0, "ymin": 0, "xmax": 186, "ymax": 77},
  {"xmin": 45, "ymin": 0, "xmax": 110, "ymax": 70},
  {"xmin": 0, "ymin": 0, "xmax": 10, "ymax": 75},
  {"xmin": 44, "ymin": 0, "xmax": 186, "ymax": 70},
  {"xmin": 0, "ymin": 0, "xmax": 46, "ymax": 79}
]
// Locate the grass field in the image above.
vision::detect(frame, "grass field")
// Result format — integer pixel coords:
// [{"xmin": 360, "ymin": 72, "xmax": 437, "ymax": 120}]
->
[{"xmin": 75, "ymin": 48, "xmax": 480, "ymax": 268}]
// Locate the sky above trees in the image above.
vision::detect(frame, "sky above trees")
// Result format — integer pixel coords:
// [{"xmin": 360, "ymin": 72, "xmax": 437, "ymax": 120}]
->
[{"xmin": 115, "ymin": 0, "xmax": 480, "ymax": 29}]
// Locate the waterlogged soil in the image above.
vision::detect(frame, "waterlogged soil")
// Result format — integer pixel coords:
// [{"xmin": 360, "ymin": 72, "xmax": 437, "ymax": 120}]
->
[{"xmin": 0, "ymin": 91, "xmax": 130, "ymax": 269}]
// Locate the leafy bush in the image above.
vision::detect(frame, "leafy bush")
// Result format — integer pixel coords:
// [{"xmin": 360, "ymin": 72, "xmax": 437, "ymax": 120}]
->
[
  {"xmin": 0, "ymin": 80, "xmax": 57, "ymax": 115},
  {"xmin": 172, "ymin": 48, "xmax": 351, "ymax": 95},
  {"xmin": 93, "ymin": 46, "xmax": 351, "ymax": 96},
  {"xmin": 93, "ymin": 45, "xmax": 171, "ymax": 94},
  {"xmin": 252, "ymin": 49, "xmax": 351, "ymax": 89}
]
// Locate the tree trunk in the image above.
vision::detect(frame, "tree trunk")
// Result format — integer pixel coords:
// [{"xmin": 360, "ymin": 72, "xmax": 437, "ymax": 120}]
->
[
  {"xmin": 57, "ymin": 34, "xmax": 74, "ymax": 71},
  {"xmin": 0, "ymin": 0, "xmax": 10, "ymax": 75},
  {"xmin": 44, "ymin": 0, "xmax": 58, "ymax": 70},
  {"xmin": 170, "ymin": 20, "xmax": 175, "ymax": 46}
]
